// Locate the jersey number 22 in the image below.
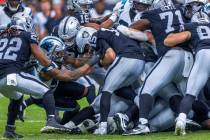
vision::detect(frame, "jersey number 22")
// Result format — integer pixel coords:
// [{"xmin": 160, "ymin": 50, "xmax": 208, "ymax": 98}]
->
[{"xmin": 0, "ymin": 38, "xmax": 22, "ymax": 61}]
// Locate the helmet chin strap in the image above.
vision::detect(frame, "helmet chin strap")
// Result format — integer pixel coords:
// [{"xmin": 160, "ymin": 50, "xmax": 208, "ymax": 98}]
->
[
  {"xmin": 8, "ymin": 3, "xmax": 20, "ymax": 12},
  {"xmin": 65, "ymin": 40, "xmax": 75, "ymax": 48}
]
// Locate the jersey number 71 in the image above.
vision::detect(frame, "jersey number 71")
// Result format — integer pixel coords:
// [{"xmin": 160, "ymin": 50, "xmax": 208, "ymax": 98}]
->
[{"xmin": 159, "ymin": 10, "xmax": 184, "ymax": 33}]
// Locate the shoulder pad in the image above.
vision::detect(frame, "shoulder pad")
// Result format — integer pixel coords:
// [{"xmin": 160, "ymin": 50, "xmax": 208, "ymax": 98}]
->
[{"xmin": 23, "ymin": 7, "xmax": 33, "ymax": 17}]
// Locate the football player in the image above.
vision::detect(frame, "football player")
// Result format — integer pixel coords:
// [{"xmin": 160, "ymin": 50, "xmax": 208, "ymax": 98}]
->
[
  {"xmin": 20, "ymin": 36, "xmax": 94, "ymax": 125},
  {"xmin": 164, "ymin": 11, "xmax": 210, "ymax": 135},
  {"xmin": 0, "ymin": 13, "xmax": 90, "ymax": 139},
  {"xmin": 0, "ymin": 0, "xmax": 32, "ymax": 29},
  {"xmin": 73, "ymin": 26, "xmax": 146, "ymax": 135},
  {"xmin": 123, "ymin": 0, "xmax": 196, "ymax": 135}
]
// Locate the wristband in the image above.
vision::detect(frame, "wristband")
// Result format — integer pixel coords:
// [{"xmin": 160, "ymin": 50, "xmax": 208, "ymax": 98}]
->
[
  {"xmin": 109, "ymin": 13, "xmax": 118, "ymax": 23},
  {"xmin": 87, "ymin": 55, "xmax": 100, "ymax": 67},
  {"xmin": 42, "ymin": 61, "xmax": 58, "ymax": 72}
]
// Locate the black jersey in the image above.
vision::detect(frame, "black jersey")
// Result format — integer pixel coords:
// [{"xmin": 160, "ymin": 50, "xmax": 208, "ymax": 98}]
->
[
  {"xmin": 0, "ymin": 30, "xmax": 38, "ymax": 77},
  {"xmin": 91, "ymin": 28, "xmax": 144, "ymax": 60},
  {"xmin": 141, "ymin": 5, "xmax": 190, "ymax": 56},
  {"xmin": 184, "ymin": 22, "xmax": 210, "ymax": 53},
  {"xmin": 75, "ymin": 11, "xmax": 90, "ymax": 25}
]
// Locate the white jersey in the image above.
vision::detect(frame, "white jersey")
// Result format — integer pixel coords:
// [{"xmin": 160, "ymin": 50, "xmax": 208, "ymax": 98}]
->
[
  {"xmin": 0, "ymin": 6, "xmax": 32, "ymax": 27},
  {"xmin": 118, "ymin": 0, "xmax": 134, "ymax": 27},
  {"xmin": 89, "ymin": 9, "xmax": 111, "ymax": 18}
]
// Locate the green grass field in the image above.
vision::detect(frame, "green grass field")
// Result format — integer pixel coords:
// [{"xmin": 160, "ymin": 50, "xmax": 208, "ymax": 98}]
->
[{"xmin": 1, "ymin": 97, "xmax": 210, "ymax": 140}]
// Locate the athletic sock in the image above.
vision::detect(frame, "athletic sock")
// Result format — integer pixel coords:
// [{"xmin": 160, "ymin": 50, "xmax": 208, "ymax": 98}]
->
[
  {"xmin": 61, "ymin": 109, "xmax": 80, "ymax": 125},
  {"xmin": 86, "ymin": 85, "xmax": 96, "ymax": 104},
  {"xmin": 179, "ymin": 94, "xmax": 195, "ymax": 115},
  {"xmin": 24, "ymin": 97, "xmax": 35, "ymax": 107},
  {"xmin": 139, "ymin": 94, "xmax": 154, "ymax": 119},
  {"xmin": 42, "ymin": 90, "xmax": 55, "ymax": 118},
  {"xmin": 169, "ymin": 95, "xmax": 183, "ymax": 116},
  {"xmin": 7, "ymin": 97, "xmax": 23, "ymax": 126},
  {"xmin": 71, "ymin": 106, "xmax": 95, "ymax": 125},
  {"xmin": 125, "ymin": 104, "xmax": 139, "ymax": 121},
  {"xmin": 100, "ymin": 91, "xmax": 112, "ymax": 122}
]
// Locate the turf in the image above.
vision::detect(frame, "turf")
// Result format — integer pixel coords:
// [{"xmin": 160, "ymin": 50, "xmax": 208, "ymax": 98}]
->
[{"xmin": 0, "ymin": 97, "xmax": 210, "ymax": 140}]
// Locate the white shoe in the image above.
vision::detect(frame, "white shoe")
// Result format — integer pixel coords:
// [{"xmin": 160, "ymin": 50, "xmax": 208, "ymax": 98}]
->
[
  {"xmin": 64, "ymin": 121, "xmax": 76, "ymax": 129},
  {"xmin": 93, "ymin": 122, "xmax": 107, "ymax": 135},
  {"xmin": 175, "ymin": 117, "xmax": 186, "ymax": 136},
  {"xmin": 123, "ymin": 123, "xmax": 150, "ymax": 136},
  {"xmin": 113, "ymin": 113, "xmax": 129, "ymax": 133}
]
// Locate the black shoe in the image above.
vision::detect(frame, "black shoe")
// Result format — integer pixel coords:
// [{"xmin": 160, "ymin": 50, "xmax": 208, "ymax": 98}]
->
[
  {"xmin": 3, "ymin": 125, "xmax": 24, "ymax": 139},
  {"xmin": 40, "ymin": 117, "xmax": 68, "ymax": 133},
  {"xmin": 71, "ymin": 127, "xmax": 82, "ymax": 134}
]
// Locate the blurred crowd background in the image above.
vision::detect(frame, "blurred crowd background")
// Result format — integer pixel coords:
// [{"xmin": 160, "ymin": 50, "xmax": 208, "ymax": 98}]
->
[{"xmin": 0, "ymin": 0, "xmax": 119, "ymax": 39}]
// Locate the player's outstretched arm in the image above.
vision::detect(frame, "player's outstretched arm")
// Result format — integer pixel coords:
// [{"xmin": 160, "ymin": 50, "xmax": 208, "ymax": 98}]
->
[
  {"xmin": 129, "ymin": 19, "xmax": 151, "ymax": 31},
  {"xmin": 30, "ymin": 44, "xmax": 51, "ymax": 67},
  {"xmin": 164, "ymin": 31, "xmax": 191, "ymax": 47},
  {"xmin": 49, "ymin": 64, "xmax": 92, "ymax": 81},
  {"xmin": 117, "ymin": 25, "xmax": 149, "ymax": 41}
]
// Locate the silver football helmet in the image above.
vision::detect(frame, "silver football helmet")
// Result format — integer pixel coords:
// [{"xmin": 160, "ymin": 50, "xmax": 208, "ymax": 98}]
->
[
  {"xmin": 6, "ymin": 0, "xmax": 22, "ymax": 12},
  {"xmin": 67, "ymin": 0, "xmax": 93, "ymax": 11},
  {"xmin": 152, "ymin": 0, "xmax": 174, "ymax": 9},
  {"xmin": 11, "ymin": 12, "xmax": 33, "ymax": 32},
  {"xmin": 133, "ymin": 0, "xmax": 153, "ymax": 12},
  {"xmin": 58, "ymin": 16, "xmax": 80, "ymax": 47},
  {"xmin": 191, "ymin": 11, "xmax": 210, "ymax": 23},
  {"xmin": 76, "ymin": 27, "xmax": 97, "ymax": 54},
  {"xmin": 184, "ymin": 0, "xmax": 208, "ymax": 19},
  {"xmin": 78, "ymin": 0, "xmax": 93, "ymax": 11},
  {"xmin": 39, "ymin": 36, "xmax": 66, "ymax": 63}
]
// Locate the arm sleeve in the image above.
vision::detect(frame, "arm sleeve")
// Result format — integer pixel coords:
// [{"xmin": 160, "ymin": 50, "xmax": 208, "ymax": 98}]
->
[
  {"xmin": 28, "ymin": 32, "xmax": 39, "ymax": 45},
  {"xmin": 117, "ymin": 25, "xmax": 148, "ymax": 41}
]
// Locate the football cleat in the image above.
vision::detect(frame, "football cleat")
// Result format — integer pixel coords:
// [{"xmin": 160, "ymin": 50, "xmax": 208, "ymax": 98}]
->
[
  {"xmin": 40, "ymin": 117, "xmax": 67, "ymax": 133},
  {"xmin": 175, "ymin": 117, "xmax": 186, "ymax": 136},
  {"xmin": 123, "ymin": 123, "xmax": 150, "ymax": 136},
  {"xmin": 64, "ymin": 121, "xmax": 77, "ymax": 129},
  {"xmin": 93, "ymin": 122, "xmax": 108, "ymax": 135},
  {"xmin": 77, "ymin": 119, "xmax": 97, "ymax": 133},
  {"xmin": 186, "ymin": 119, "xmax": 201, "ymax": 131},
  {"xmin": 3, "ymin": 125, "xmax": 24, "ymax": 139},
  {"xmin": 113, "ymin": 113, "xmax": 129, "ymax": 134}
]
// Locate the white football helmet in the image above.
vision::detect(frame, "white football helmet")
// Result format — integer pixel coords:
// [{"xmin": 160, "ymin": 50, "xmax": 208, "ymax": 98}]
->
[
  {"xmin": 76, "ymin": 27, "xmax": 97, "ymax": 54},
  {"xmin": 11, "ymin": 12, "xmax": 32, "ymax": 32},
  {"xmin": 58, "ymin": 16, "xmax": 80, "ymax": 47},
  {"xmin": 6, "ymin": 0, "xmax": 22, "ymax": 12},
  {"xmin": 39, "ymin": 36, "xmax": 66, "ymax": 62},
  {"xmin": 191, "ymin": 11, "xmax": 210, "ymax": 23}
]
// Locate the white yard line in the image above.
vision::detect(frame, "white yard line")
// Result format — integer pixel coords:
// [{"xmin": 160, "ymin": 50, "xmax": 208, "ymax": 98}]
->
[{"xmin": 0, "ymin": 120, "xmax": 44, "ymax": 123}]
